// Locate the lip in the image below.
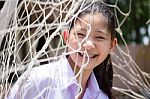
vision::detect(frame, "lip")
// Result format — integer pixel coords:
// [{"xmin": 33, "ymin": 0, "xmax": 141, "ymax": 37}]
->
[{"xmin": 78, "ymin": 52, "xmax": 98, "ymax": 58}]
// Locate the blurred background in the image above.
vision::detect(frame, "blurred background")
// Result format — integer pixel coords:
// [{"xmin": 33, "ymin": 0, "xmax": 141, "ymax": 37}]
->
[{"xmin": 105, "ymin": 0, "xmax": 150, "ymax": 98}]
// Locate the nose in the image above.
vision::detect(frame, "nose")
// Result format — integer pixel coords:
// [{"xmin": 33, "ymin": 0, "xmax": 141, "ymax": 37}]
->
[{"xmin": 82, "ymin": 39, "xmax": 95, "ymax": 50}]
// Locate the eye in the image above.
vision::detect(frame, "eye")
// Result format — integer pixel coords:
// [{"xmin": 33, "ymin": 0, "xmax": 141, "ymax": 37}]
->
[
  {"xmin": 96, "ymin": 36, "xmax": 106, "ymax": 40},
  {"xmin": 77, "ymin": 33, "xmax": 85, "ymax": 38}
]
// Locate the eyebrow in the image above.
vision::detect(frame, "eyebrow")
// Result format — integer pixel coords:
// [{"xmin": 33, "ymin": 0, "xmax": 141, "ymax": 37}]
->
[
  {"xmin": 76, "ymin": 26, "xmax": 110, "ymax": 36},
  {"xmin": 80, "ymin": 28, "xmax": 110, "ymax": 35},
  {"xmin": 95, "ymin": 30, "xmax": 110, "ymax": 35}
]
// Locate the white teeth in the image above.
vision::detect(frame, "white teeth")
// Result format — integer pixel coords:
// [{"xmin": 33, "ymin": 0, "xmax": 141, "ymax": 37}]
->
[{"xmin": 88, "ymin": 54, "xmax": 95, "ymax": 58}]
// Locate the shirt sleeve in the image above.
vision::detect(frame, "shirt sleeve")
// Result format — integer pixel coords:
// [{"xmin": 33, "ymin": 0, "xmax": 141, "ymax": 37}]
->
[{"xmin": 6, "ymin": 68, "xmax": 48, "ymax": 99}]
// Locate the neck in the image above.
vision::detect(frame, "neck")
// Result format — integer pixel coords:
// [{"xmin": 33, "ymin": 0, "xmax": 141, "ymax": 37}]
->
[{"xmin": 68, "ymin": 56, "xmax": 93, "ymax": 98}]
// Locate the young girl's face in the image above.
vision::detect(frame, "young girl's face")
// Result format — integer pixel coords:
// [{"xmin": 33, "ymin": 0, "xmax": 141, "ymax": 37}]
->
[{"xmin": 65, "ymin": 13, "xmax": 117, "ymax": 70}]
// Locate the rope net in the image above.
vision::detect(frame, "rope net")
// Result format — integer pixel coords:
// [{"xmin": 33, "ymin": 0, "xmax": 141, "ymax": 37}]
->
[{"xmin": 0, "ymin": 0, "xmax": 149, "ymax": 98}]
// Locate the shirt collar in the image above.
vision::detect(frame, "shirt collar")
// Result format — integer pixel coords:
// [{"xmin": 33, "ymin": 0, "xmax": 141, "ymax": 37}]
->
[
  {"xmin": 58, "ymin": 54, "xmax": 107, "ymax": 98},
  {"xmin": 87, "ymin": 72, "xmax": 100, "ymax": 94},
  {"xmin": 58, "ymin": 55, "xmax": 78, "ymax": 89}
]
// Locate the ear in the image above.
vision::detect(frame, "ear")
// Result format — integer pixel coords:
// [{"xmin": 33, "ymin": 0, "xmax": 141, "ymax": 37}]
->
[
  {"xmin": 109, "ymin": 38, "xmax": 117, "ymax": 53},
  {"xmin": 63, "ymin": 30, "xmax": 69, "ymax": 43}
]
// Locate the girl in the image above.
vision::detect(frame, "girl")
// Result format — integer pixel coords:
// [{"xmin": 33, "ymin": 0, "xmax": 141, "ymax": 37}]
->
[{"xmin": 7, "ymin": 1, "xmax": 117, "ymax": 99}]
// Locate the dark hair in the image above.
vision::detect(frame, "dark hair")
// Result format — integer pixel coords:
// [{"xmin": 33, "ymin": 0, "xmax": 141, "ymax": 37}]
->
[
  {"xmin": 94, "ymin": 54, "xmax": 113, "ymax": 99},
  {"xmin": 69, "ymin": 1, "xmax": 116, "ymax": 99}
]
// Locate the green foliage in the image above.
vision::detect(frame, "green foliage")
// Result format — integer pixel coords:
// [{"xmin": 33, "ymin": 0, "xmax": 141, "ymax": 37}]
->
[
  {"xmin": 105, "ymin": 0, "xmax": 150, "ymax": 45},
  {"xmin": 116, "ymin": 0, "xmax": 150, "ymax": 45}
]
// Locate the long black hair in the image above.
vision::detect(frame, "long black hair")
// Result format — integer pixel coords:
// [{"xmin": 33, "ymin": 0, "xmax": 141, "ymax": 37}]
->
[
  {"xmin": 69, "ymin": 1, "xmax": 116, "ymax": 99},
  {"xmin": 94, "ymin": 54, "xmax": 113, "ymax": 99}
]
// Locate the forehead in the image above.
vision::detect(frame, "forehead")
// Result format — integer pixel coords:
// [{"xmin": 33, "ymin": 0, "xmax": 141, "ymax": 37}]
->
[{"xmin": 74, "ymin": 13, "xmax": 108, "ymax": 32}]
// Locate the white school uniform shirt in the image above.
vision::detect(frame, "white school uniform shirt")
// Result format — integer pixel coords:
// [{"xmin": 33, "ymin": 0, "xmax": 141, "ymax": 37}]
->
[{"xmin": 7, "ymin": 55, "xmax": 108, "ymax": 99}]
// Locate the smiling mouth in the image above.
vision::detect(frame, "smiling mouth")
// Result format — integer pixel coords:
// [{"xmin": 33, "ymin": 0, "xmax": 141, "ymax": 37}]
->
[{"xmin": 78, "ymin": 52, "xmax": 98, "ymax": 58}]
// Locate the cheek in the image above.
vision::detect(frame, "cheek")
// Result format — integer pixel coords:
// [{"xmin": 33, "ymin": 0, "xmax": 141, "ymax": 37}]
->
[
  {"xmin": 68, "ymin": 36, "xmax": 80, "ymax": 51},
  {"xmin": 97, "ymin": 42, "xmax": 111, "ymax": 56}
]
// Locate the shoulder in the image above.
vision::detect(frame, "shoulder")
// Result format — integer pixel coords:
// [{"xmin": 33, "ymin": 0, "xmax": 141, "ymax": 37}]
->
[
  {"xmin": 27, "ymin": 61, "xmax": 59, "ymax": 83},
  {"xmin": 26, "ymin": 57, "xmax": 69, "ymax": 86},
  {"xmin": 7, "ymin": 56, "xmax": 71, "ymax": 98},
  {"xmin": 7, "ymin": 63, "xmax": 57, "ymax": 99}
]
